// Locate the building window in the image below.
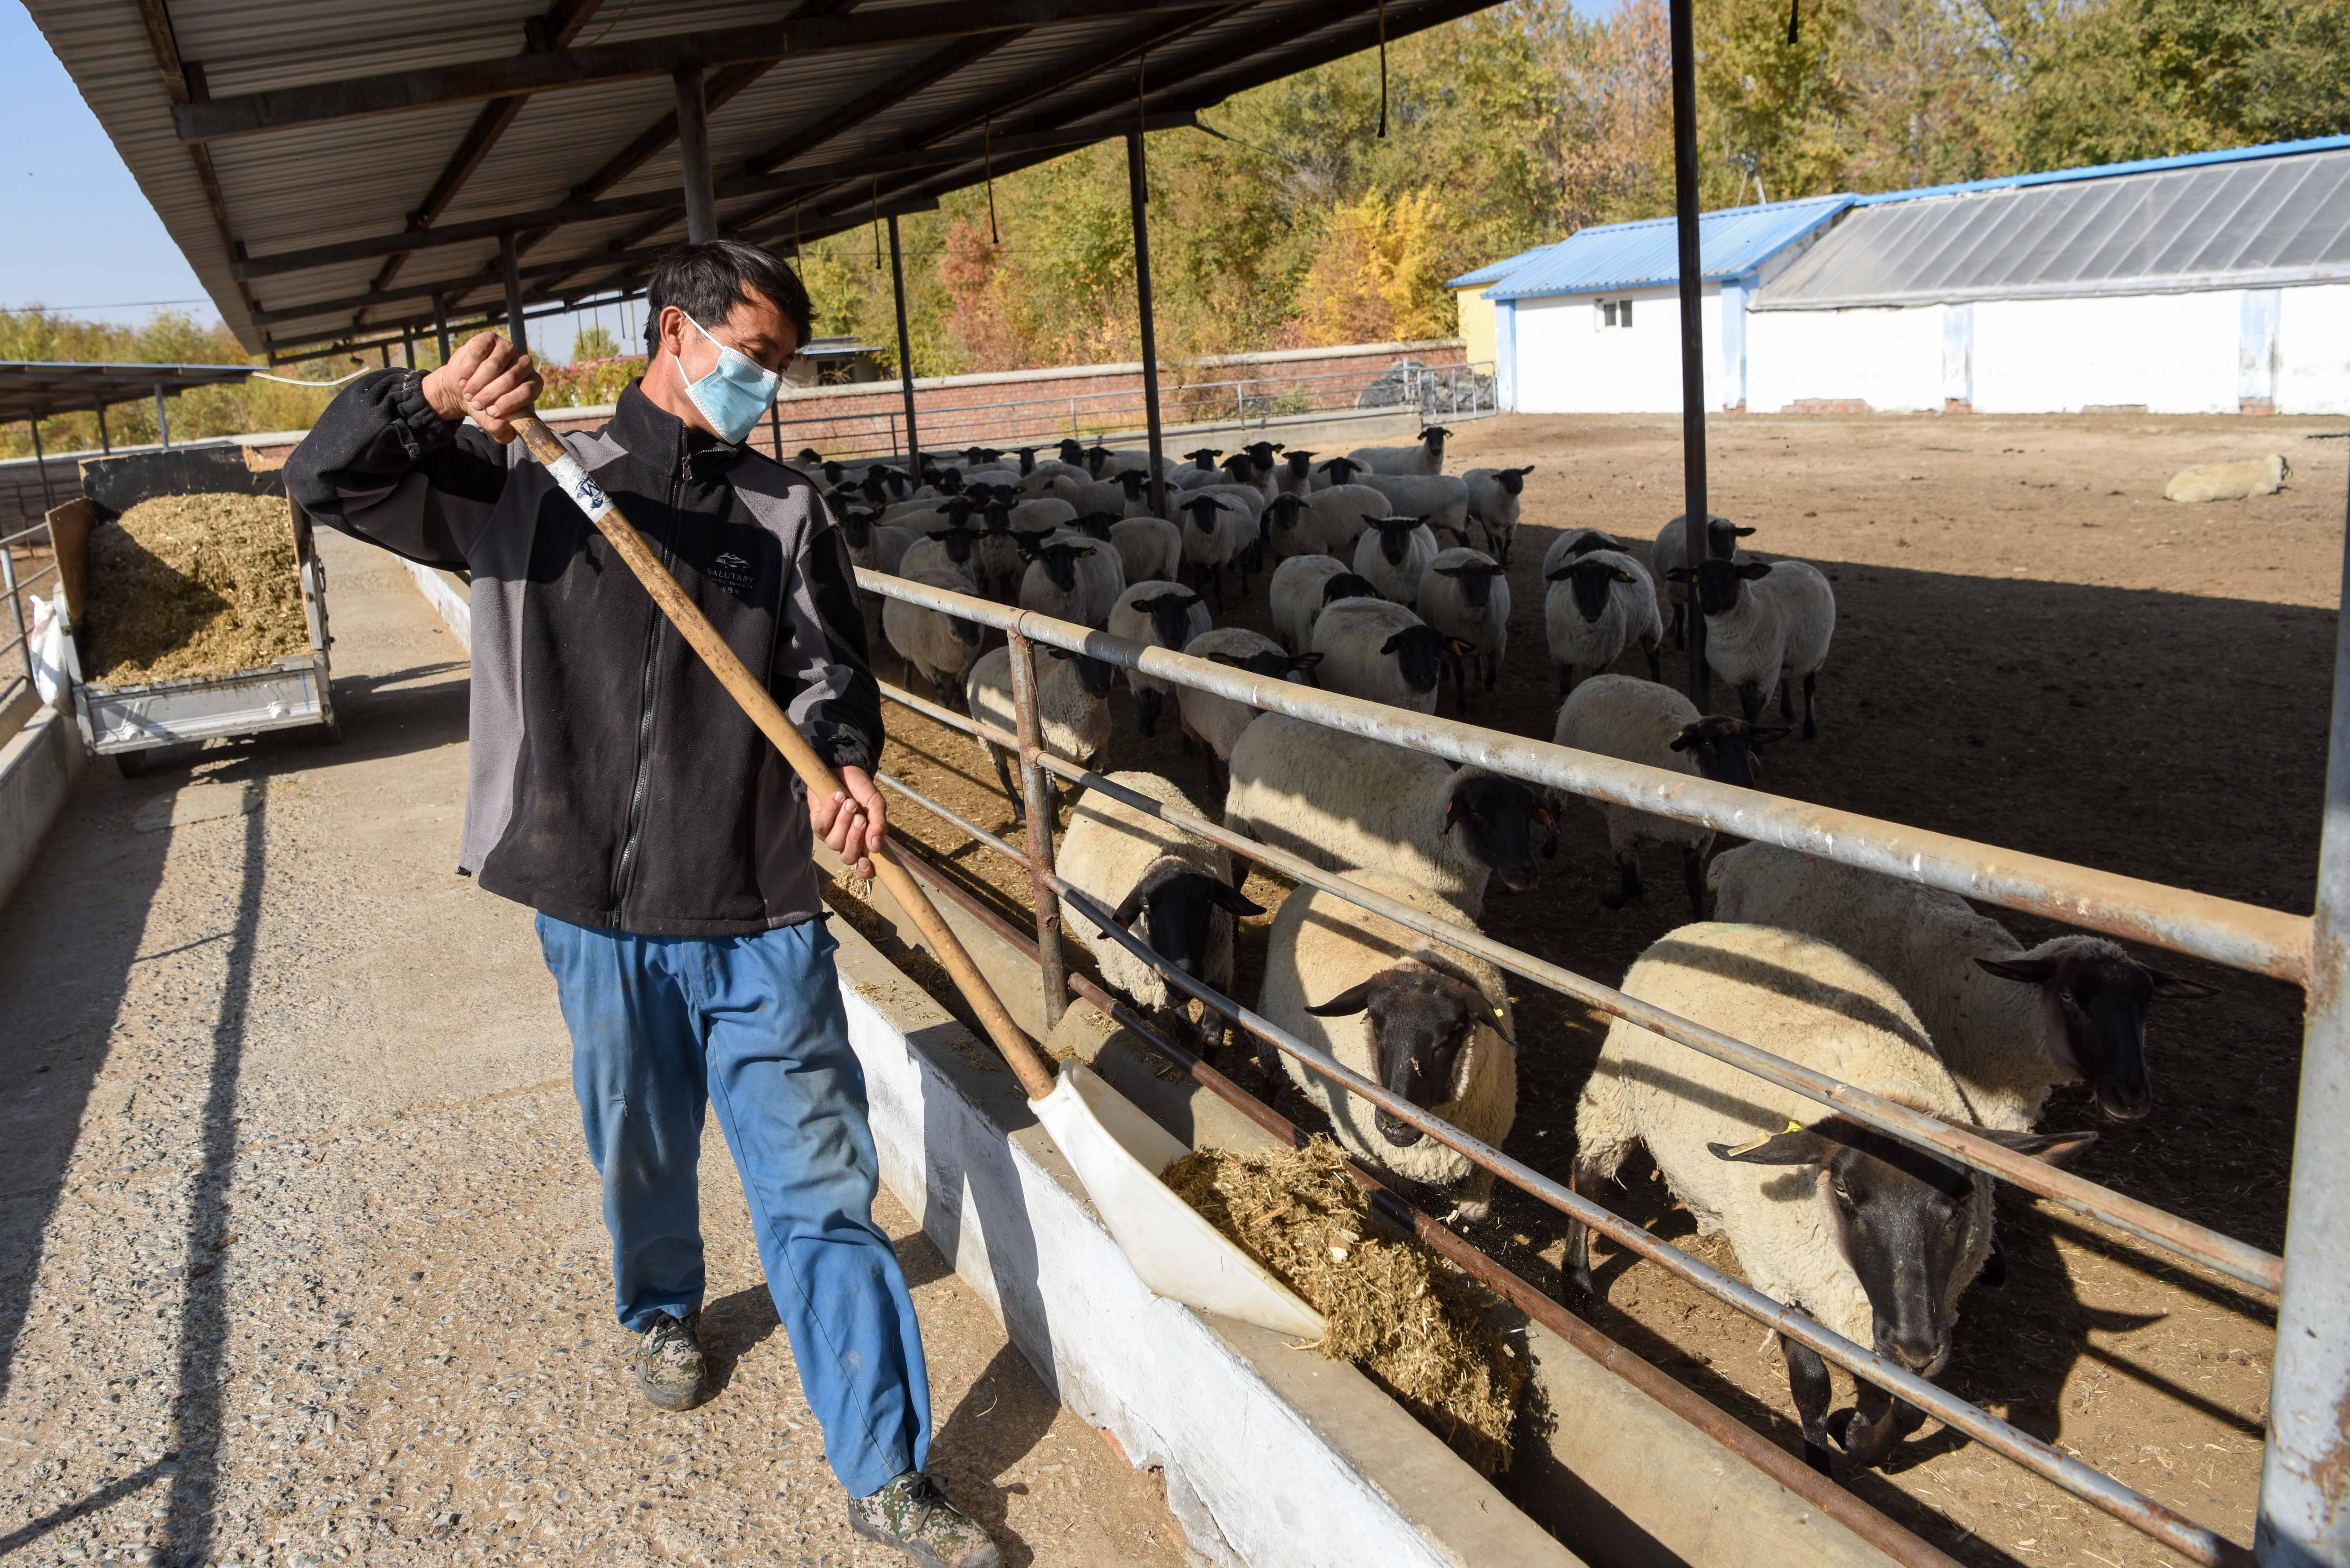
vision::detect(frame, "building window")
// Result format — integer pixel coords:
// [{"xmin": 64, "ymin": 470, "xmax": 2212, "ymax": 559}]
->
[{"xmin": 1596, "ymin": 297, "xmax": 1634, "ymax": 330}]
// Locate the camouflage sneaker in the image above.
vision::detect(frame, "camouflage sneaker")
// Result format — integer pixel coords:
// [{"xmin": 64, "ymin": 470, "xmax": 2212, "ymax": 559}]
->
[
  {"xmin": 631, "ymin": 1309, "xmax": 705, "ymax": 1411},
  {"xmin": 846, "ymin": 1470, "xmax": 1001, "ymax": 1568}
]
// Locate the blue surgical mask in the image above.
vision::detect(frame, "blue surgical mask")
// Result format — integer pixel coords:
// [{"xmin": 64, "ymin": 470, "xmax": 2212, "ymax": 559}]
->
[{"xmin": 678, "ymin": 311, "xmax": 780, "ymax": 445}]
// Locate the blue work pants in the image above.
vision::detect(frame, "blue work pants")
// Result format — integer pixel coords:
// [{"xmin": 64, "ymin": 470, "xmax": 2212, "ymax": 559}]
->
[{"xmin": 535, "ymin": 912, "xmax": 929, "ymax": 1496}]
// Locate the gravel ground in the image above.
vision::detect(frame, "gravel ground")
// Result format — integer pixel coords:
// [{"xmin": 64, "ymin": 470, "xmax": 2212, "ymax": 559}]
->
[{"xmin": 0, "ymin": 532, "xmax": 1187, "ymax": 1568}]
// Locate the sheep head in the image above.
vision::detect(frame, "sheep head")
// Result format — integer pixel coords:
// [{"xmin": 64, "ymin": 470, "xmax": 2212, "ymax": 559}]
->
[
  {"xmin": 1282, "ymin": 449, "xmax": 1317, "ymax": 476},
  {"xmin": 1496, "ymin": 465, "xmax": 1535, "ymax": 495},
  {"xmin": 1378, "ymin": 625, "xmax": 1476, "ymax": 695},
  {"xmin": 1320, "ymin": 572, "xmax": 1378, "ymax": 608},
  {"xmin": 1442, "ymin": 771, "xmax": 1554, "ymax": 893},
  {"xmin": 1666, "ymin": 556, "xmax": 1771, "ymax": 617},
  {"xmin": 1178, "ymin": 496, "xmax": 1232, "ymax": 533},
  {"xmin": 1318, "ymin": 456, "xmax": 1363, "ymax": 485},
  {"xmin": 1548, "ymin": 555, "xmax": 1639, "ymax": 622},
  {"xmin": 1973, "ymin": 940, "xmax": 2216, "ymax": 1120},
  {"xmin": 1362, "ymin": 515, "xmax": 1423, "ymax": 566},
  {"xmin": 1433, "ymin": 557, "xmax": 1506, "ymax": 610},
  {"xmin": 1668, "ymin": 715, "xmax": 1791, "ymax": 790},
  {"xmin": 1134, "ymin": 589, "xmax": 1205, "ymax": 650},
  {"xmin": 1306, "ymin": 958, "xmax": 1512, "ymax": 1146},
  {"xmin": 1110, "ymin": 866, "xmax": 1261, "ymax": 985},
  {"xmin": 1207, "ymin": 647, "xmax": 1322, "ymax": 682}
]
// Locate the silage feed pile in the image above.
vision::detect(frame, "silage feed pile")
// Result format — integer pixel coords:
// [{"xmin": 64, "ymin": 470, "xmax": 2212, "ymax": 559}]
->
[
  {"xmin": 1163, "ymin": 1136, "xmax": 1526, "ymax": 1473},
  {"xmin": 86, "ymin": 494, "xmax": 308, "ymax": 685}
]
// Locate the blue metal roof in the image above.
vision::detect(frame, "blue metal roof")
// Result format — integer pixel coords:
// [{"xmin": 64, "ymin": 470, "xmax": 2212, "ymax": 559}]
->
[
  {"xmin": 1849, "ymin": 132, "xmax": 2350, "ymax": 208},
  {"xmin": 1447, "ymin": 241, "xmax": 1561, "ymax": 291},
  {"xmin": 1481, "ymin": 195, "xmax": 1852, "ymax": 301}
]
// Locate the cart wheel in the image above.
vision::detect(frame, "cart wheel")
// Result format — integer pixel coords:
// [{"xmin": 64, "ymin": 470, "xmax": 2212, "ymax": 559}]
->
[
  {"xmin": 115, "ymin": 751, "xmax": 152, "ymax": 780},
  {"xmin": 313, "ymin": 713, "xmax": 344, "ymax": 746}
]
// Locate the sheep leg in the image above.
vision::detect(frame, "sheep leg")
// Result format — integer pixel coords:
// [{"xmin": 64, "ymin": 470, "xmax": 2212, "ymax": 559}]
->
[
  {"xmin": 1564, "ymin": 1159, "xmax": 1606, "ymax": 1300},
  {"xmin": 1137, "ymin": 687, "xmax": 1163, "ymax": 739},
  {"xmin": 1483, "ymin": 650, "xmax": 1499, "ymax": 691},
  {"xmin": 1557, "ymin": 663, "xmax": 1575, "ymax": 699},
  {"xmin": 1782, "ymin": 1336, "xmax": 1836, "ymax": 1475},
  {"xmin": 1801, "ymin": 671, "xmax": 1819, "ymax": 742},
  {"xmin": 1738, "ymin": 681, "xmax": 1765, "ymax": 723},
  {"xmin": 1829, "ymin": 1380, "xmax": 1909, "ymax": 1470},
  {"xmin": 1599, "ymin": 852, "xmax": 1644, "ymax": 910},
  {"xmin": 1644, "ymin": 634, "xmax": 1663, "ymax": 683},
  {"xmin": 1779, "ymin": 673, "xmax": 1796, "ymax": 721},
  {"xmin": 1210, "ymin": 565, "xmax": 1227, "ymax": 615},
  {"xmin": 1682, "ymin": 844, "xmax": 1707, "ymax": 920},
  {"xmin": 1451, "ymin": 653, "xmax": 1471, "ymax": 715},
  {"xmin": 1668, "ymin": 601, "xmax": 1686, "ymax": 650},
  {"xmin": 985, "ymin": 742, "xmax": 1023, "ymax": 818}
]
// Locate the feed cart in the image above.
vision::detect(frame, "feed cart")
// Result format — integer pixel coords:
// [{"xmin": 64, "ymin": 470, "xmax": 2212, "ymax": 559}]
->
[{"xmin": 49, "ymin": 447, "xmax": 337, "ymax": 776}]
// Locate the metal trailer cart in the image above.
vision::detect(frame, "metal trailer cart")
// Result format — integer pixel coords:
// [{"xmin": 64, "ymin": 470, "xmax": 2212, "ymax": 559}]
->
[{"xmin": 50, "ymin": 447, "xmax": 338, "ymax": 777}]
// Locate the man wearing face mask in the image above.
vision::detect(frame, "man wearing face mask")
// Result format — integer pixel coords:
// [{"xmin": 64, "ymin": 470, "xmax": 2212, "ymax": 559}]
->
[{"xmin": 284, "ymin": 241, "xmax": 999, "ymax": 1568}]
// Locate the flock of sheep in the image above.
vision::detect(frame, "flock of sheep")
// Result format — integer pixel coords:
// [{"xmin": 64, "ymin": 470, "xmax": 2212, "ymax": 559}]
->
[{"xmin": 804, "ymin": 424, "xmax": 2214, "ymax": 1477}]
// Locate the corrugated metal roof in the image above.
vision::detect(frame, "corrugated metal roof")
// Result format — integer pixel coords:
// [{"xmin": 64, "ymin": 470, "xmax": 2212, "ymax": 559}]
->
[
  {"xmin": 1482, "ymin": 195, "xmax": 1852, "ymax": 301},
  {"xmin": 1756, "ymin": 143, "xmax": 2350, "ymax": 310},
  {"xmin": 1447, "ymin": 241, "xmax": 1557, "ymax": 290},
  {"xmin": 1845, "ymin": 132, "xmax": 2350, "ymax": 208},
  {"xmin": 27, "ymin": 0, "xmax": 1484, "ymax": 358}
]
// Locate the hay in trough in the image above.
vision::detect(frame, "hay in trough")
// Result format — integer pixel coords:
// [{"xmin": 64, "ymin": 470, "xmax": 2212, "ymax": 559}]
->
[
  {"xmin": 1163, "ymin": 1135, "xmax": 1526, "ymax": 1473},
  {"xmin": 86, "ymin": 493, "xmax": 308, "ymax": 685}
]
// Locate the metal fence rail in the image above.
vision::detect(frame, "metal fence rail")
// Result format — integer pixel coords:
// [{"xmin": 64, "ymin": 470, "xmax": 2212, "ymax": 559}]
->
[
  {"xmin": 855, "ymin": 674, "xmax": 2252, "ymax": 1566},
  {"xmin": 844, "ymin": 562, "xmax": 2309, "ymax": 1568},
  {"xmin": 0, "ymin": 518, "xmax": 59, "ymax": 707}
]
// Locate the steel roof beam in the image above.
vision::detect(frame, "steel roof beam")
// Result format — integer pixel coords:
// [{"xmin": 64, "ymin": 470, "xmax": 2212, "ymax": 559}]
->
[{"xmin": 173, "ymin": 0, "xmax": 1220, "ymax": 142}]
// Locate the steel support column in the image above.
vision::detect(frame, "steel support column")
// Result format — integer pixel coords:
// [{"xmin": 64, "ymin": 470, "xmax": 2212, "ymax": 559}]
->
[
  {"xmin": 402, "ymin": 328, "xmax": 416, "ymax": 370},
  {"xmin": 501, "ymin": 234, "xmax": 529, "ymax": 354},
  {"xmin": 154, "ymin": 384, "xmax": 170, "ymax": 450},
  {"xmin": 433, "ymin": 292, "xmax": 453, "ymax": 361},
  {"xmin": 27, "ymin": 421, "xmax": 53, "ymax": 510},
  {"xmin": 1668, "ymin": 0, "xmax": 1709, "ymax": 707},
  {"xmin": 96, "ymin": 403, "xmax": 110, "ymax": 455},
  {"xmin": 887, "ymin": 214, "xmax": 921, "ymax": 468},
  {"xmin": 675, "ymin": 64, "xmax": 718, "ymax": 243},
  {"xmin": 2256, "ymin": 477, "xmax": 2350, "ymax": 1567},
  {"xmin": 1125, "ymin": 129, "xmax": 1167, "ymax": 518},
  {"xmin": 1007, "ymin": 629, "xmax": 1068, "ymax": 1030}
]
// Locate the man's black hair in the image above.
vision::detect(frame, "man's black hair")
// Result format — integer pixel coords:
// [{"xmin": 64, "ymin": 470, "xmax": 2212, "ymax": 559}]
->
[{"xmin": 643, "ymin": 240, "xmax": 814, "ymax": 357}]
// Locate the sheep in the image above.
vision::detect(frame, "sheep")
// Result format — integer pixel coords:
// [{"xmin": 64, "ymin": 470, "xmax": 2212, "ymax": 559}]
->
[
  {"xmin": 1238, "ymin": 440, "xmax": 1285, "ymax": 493},
  {"xmin": 985, "ymin": 494, "xmax": 1078, "ymax": 536},
  {"xmin": 1016, "ymin": 535, "xmax": 1124, "ymax": 627},
  {"xmin": 883, "ymin": 566, "xmax": 988, "ymax": 706},
  {"xmin": 1225, "ymin": 714, "xmax": 1554, "ymax": 915},
  {"xmin": 1269, "ymin": 553, "xmax": 1351, "ymax": 654},
  {"xmin": 1174, "ymin": 495, "xmax": 1253, "ymax": 612},
  {"xmin": 2164, "ymin": 454, "xmax": 2288, "ymax": 503},
  {"xmin": 1553, "ymin": 675, "xmax": 1788, "ymax": 917},
  {"xmin": 1351, "ymin": 516, "xmax": 1441, "ymax": 606},
  {"xmin": 1538, "ymin": 527, "xmax": 1624, "ymax": 577},
  {"xmin": 1667, "ymin": 556, "xmax": 1835, "ymax": 738},
  {"xmin": 1707, "ymin": 843, "xmax": 2218, "ymax": 1129},
  {"xmin": 1263, "ymin": 483, "xmax": 1388, "ymax": 561},
  {"xmin": 898, "ymin": 525, "xmax": 982, "ymax": 589},
  {"xmin": 1347, "ymin": 425, "xmax": 1452, "ymax": 477},
  {"xmin": 1652, "ymin": 513, "xmax": 1753, "ymax": 649},
  {"xmin": 837, "ymin": 509, "xmax": 917, "ymax": 580},
  {"xmin": 1176, "ymin": 627, "xmax": 1321, "ymax": 768},
  {"xmin": 1274, "ymin": 449, "xmax": 1318, "ymax": 497},
  {"xmin": 1545, "ymin": 547, "xmax": 1663, "ymax": 694},
  {"xmin": 964, "ymin": 645, "xmax": 1116, "ymax": 816},
  {"xmin": 1058, "ymin": 770, "xmax": 1261, "ymax": 1048},
  {"xmin": 1568, "ymin": 921, "xmax": 2096, "ymax": 1472},
  {"xmin": 1106, "ymin": 581, "xmax": 1211, "ymax": 738},
  {"xmin": 1310, "ymin": 598, "xmax": 1468, "ymax": 717},
  {"xmin": 884, "ymin": 492, "xmax": 984, "ymax": 534},
  {"xmin": 1218, "ymin": 450, "xmax": 1272, "ymax": 501},
  {"xmin": 1258, "ymin": 869, "xmax": 1516, "ymax": 1218},
  {"xmin": 1067, "ymin": 511, "xmax": 1181, "ymax": 588},
  {"xmin": 1309, "ymin": 455, "xmax": 1367, "ymax": 491},
  {"xmin": 1352, "ymin": 473, "xmax": 1471, "ymax": 542},
  {"xmin": 1416, "ymin": 548, "xmax": 1510, "ymax": 709},
  {"xmin": 1461, "ymin": 465, "xmax": 1535, "ymax": 563}
]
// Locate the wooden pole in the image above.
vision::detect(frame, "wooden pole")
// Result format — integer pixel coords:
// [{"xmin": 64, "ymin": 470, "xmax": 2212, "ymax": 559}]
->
[
  {"xmin": 674, "ymin": 64, "xmax": 718, "ymax": 243},
  {"xmin": 511, "ymin": 413, "xmax": 1050, "ymax": 1100},
  {"xmin": 501, "ymin": 234, "xmax": 529, "ymax": 355}
]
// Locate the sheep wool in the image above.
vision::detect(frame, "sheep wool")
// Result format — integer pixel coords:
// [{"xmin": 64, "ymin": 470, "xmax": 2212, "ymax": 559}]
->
[
  {"xmin": 1701, "ymin": 559, "xmax": 1834, "ymax": 717},
  {"xmin": 1058, "ymin": 771, "xmax": 1235, "ymax": 1013},
  {"xmin": 1177, "ymin": 628, "xmax": 1295, "ymax": 761},
  {"xmin": 1106, "ymin": 580, "xmax": 1212, "ymax": 702},
  {"xmin": 1311, "ymin": 598, "xmax": 1442, "ymax": 716},
  {"xmin": 1352, "ymin": 520, "xmax": 1440, "ymax": 604},
  {"xmin": 1109, "ymin": 516, "xmax": 1183, "ymax": 585},
  {"xmin": 1538, "ymin": 528, "xmax": 1626, "ymax": 577},
  {"xmin": 1289, "ymin": 483, "xmax": 1391, "ymax": 559},
  {"xmin": 1545, "ymin": 547, "xmax": 1662, "ymax": 688},
  {"xmin": 1708, "ymin": 843, "xmax": 2115, "ymax": 1130},
  {"xmin": 964, "ymin": 645, "xmax": 1111, "ymax": 772},
  {"xmin": 1553, "ymin": 675, "xmax": 1715, "ymax": 859},
  {"xmin": 882, "ymin": 567, "xmax": 987, "ymax": 697},
  {"xmin": 1356, "ymin": 473, "xmax": 1471, "ymax": 540},
  {"xmin": 1269, "ymin": 554, "xmax": 1351, "ymax": 654},
  {"xmin": 1576, "ymin": 922, "xmax": 1988, "ymax": 1349},
  {"xmin": 1416, "ymin": 547, "xmax": 1510, "ymax": 674},
  {"xmin": 1226, "ymin": 715, "xmax": 1502, "ymax": 912},
  {"xmin": 1259, "ymin": 870, "xmax": 1514, "ymax": 1212}
]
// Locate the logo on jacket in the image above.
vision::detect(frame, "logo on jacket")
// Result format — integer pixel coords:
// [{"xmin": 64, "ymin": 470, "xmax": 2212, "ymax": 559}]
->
[{"xmin": 708, "ymin": 550, "xmax": 756, "ymax": 592}]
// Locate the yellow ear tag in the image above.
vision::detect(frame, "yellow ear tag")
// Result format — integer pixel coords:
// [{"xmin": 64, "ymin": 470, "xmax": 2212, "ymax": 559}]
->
[{"xmin": 1725, "ymin": 1119, "xmax": 1804, "ymax": 1158}]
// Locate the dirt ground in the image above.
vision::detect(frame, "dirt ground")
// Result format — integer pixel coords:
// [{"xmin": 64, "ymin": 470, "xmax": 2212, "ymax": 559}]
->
[
  {"xmin": 0, "ymin": 533, "xmax": 1187, "ymax": 1568},
  {"xmin": 866, "ymin": 411, "xmax": 2347, "ymax": 1568}
]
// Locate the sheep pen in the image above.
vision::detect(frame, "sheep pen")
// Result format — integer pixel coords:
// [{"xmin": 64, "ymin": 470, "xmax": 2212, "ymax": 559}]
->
[{"xmin": 829, "ymin": 409, "xmax": 2342, "ymax": 1568}]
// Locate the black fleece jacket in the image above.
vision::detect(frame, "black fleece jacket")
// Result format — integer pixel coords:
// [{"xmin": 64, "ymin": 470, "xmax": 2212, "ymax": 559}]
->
[{"xmin": 285, "ymin": 371, "xmax": 881, "ymax": 935}]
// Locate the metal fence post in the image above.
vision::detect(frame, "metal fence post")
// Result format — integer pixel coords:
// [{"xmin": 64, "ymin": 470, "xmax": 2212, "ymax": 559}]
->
[
  {"xmin": 2256, "ymin": 487, "xmax": 2350, "ymax": 1568},
  {"xmin": 1006, "ymin": 628, "xmax": 1068, "ymax": 1031},
  {"xmin": 154, "ymin": 384, "xmax": 169, "ymax": 451},
  {"xmin": 1, "ymin": 544, "xmax": 30, "ymax": 688},
  {"xmin": 1668, "ymin": 0, "xmax": 1711, "ymax": 709}
]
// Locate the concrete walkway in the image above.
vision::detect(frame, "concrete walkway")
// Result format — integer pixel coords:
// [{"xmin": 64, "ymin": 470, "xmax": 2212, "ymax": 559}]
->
[{"xmin": 0, "ymin": 531, "xmax": 1186, "ymax": 1568}]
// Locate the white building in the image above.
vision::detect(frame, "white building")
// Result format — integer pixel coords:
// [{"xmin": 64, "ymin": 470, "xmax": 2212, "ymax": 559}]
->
[{"xmin": 1465, "ymin": 136, "xmax": 2350, "ymax": 418}]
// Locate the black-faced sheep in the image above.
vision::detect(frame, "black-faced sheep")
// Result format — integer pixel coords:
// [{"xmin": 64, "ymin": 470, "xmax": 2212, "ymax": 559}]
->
[
  {"xmin": 882, "ymin": 566, "xmax": 987, "ymax": 707},
  {"xmin": 1544, "ymin": 548, "xmax": 1662, "ymax": 694},
  {"xmin": 1667, "ymin": 556, "xmax": 1835, "ymax": 738},
  {"xmin": 1309, "ymin": 598, "xmax": 1469, "ymax": 717},
  {"xmin": 1105, "ymin": 581, "xmax": 1211, "ymax": 738},
  {"xmin": 1463, "ymin": 465, "xmax": 1535, "ymax": 563},
  {"xmin": 1351, "ymin": 515, "xmax": 1441, "ymax": 604},
  {"xmin": 1176, "ymin": 627, "xmax": 1321, "ymax": 772},
  {"xmin": 1346, "ymin": 425, "xmax": 1451, "ymax": 477},
  {"xmin": 964, "ymin": 645, "xmax": 1115, "ymax": 817},
  {"xmin": 1415, "ymin": 548, "xmax": 1510, "ymax": 709},
  {"xmin": 1652, "ymin": 512, "xmax": 1753, "ymax": 649}
]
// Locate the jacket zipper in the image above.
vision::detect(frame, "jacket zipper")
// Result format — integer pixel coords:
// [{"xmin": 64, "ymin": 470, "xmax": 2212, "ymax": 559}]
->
[{"xmin": 609, "ymin": 451, "xmax": 683, "ymax": 912}]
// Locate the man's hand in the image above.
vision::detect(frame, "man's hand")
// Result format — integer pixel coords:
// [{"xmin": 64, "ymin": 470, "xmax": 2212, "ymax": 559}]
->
[
  {"xmin": 813, "ymin": 765, "xmax": 889, "ymax": 880},
  {"xmin": 420, "ymin": 330, "xmax": 543, "ymax": 444}
]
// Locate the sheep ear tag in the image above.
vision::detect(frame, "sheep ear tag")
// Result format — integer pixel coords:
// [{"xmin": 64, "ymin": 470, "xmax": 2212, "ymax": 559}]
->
[{"xmin": 1031, "ymin": 1063, "xmax": 1328, "ymax": 1340}]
